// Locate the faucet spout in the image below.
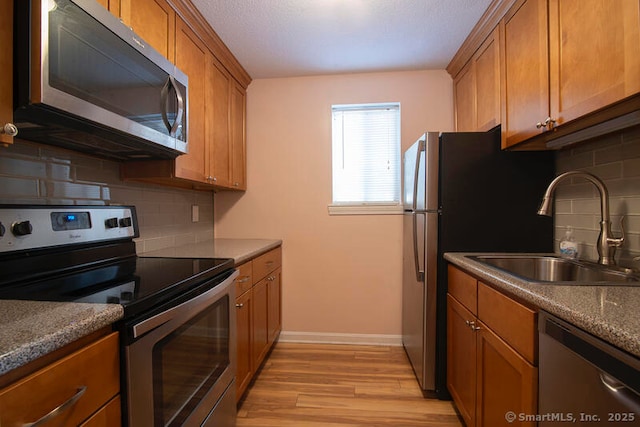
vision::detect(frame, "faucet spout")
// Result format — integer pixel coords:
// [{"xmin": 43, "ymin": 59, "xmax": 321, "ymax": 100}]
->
[{"xmin": 537, "ymin": 171, "xmax": 623, "ymax": 265}]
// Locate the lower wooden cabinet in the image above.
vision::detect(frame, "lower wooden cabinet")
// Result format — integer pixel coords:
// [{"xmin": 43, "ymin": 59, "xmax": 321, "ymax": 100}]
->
[
  {"xmin": 235, "ymin": 246, "xmax": 282, "ymax": 402},
  {"xmin": 447, "ymin": 295, "xmax": 477, "ymax": 427},
  {"xmin": 476, "ymin": 323, "xmax": 537, "ymax": 427},
  {"xmin": 447, "ymin": 265, "xmax": 537, "ymax": 427},
  {"xmin": 251, "ymin": 277, "xmax": 270, "ymax": 369},
  {"xmin": 0, "ymin": 332, "xmax": 120, "ymax": 427},
  {"xmin": 235, "ymin": 287, "xmax": 253, "ymax": 398}
]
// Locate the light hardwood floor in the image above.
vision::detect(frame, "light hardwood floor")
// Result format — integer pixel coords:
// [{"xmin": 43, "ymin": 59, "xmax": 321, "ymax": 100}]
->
[{"xmin": 236, "ymin": 342, "xmax": 463, "ymax": 426}]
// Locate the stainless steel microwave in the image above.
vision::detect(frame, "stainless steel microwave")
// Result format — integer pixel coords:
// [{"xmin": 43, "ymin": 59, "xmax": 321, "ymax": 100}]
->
[{"xmin": 13, "ymin": 0, "xmax": 188, "ymax": 160}]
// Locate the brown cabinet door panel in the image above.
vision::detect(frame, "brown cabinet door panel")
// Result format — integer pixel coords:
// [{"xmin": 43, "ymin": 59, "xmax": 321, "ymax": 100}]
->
[
  {"xmin": 236, "ymin": 289, "xmax": 253, "ymax": 402},
  {"xmin": 447, "ymin": 294, "xmax": 477, "ymax": 427},
  {"xmin": 475, "ymin": 27, "xmax": 501, "ymax": 132},
  {"xmin": 267, "ymin": 268, "xmax": 282, "ymax": 345},
  {"xmin": 454, "ymin": 62, "xmax": 476, "ymax": 132},
  {"xmin": 501, "ymin": 0, "xmax": 549, "ymax": 148},
  {"xmin": 0, "ymin": 0, "xmax": 14, "ymax": 146},
  {"xmin": 476, "ymin": 323, "xmax": 537, "ymax": 427},
  {"xmin": 175, "ymin": 18, "xmax": 207, "ymax": 182},
  {"xmin": 548, "ymin": 0, "xmax": 640, "ymax": 125},
  {"xmin": 120, "ymin": 0, "xmax": 175, "ymax": 61},
  {"xmin": 251, "ymin": 278, "xmax": 269, "ymax": 370}
]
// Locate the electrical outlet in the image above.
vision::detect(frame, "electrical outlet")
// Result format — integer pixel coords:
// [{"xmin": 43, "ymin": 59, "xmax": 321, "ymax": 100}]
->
[{"xmin": 191, "ymin": 205, "xmax": 199, "ymax": 222}]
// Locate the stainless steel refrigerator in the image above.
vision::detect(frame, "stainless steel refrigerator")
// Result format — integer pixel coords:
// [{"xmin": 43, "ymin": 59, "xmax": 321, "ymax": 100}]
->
[{"xmin": 402, "ymin": 128, "xmax": 554, "ymax": 398}]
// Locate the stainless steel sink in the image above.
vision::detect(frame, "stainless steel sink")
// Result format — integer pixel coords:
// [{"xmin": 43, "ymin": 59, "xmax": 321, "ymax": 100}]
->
[{"xmin": 469, "ymin": 255, "xmax": 640, "ymax": 285}]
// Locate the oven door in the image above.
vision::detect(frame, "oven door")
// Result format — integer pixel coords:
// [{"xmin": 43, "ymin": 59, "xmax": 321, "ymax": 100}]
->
[{"xmin": 124, "ymin": 269, "xmax": 238, "ymax": 427}]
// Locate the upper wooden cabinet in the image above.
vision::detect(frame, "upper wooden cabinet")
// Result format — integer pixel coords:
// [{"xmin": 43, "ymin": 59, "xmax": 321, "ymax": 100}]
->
[
  {"xmin": 120, "ymin": 0, "xmax": 175, "ymax": 62},
  {"xmin": 174, "ymin": 18, "xmax": 208, "ymax": 183},
  {"xmin": 449, "ymin": 0, "xmax": 640, "ymax": 150},
  {"xmin": 454, "ymin": 28, "xmax": 501, "ymax": 132},
  {"xmin": 474, "ymin": 29, "xmax": 501, "ymax": 132},
  {"xmin": 206, "ymin": 57, "xmax": 247, "ymax": 190},
  {"xmin": 454, "ymin": 63, "xmax": 476, "ymax": 132},
  {"xmin": 119, "ymin": 0, "xmax": 250, "ymax": 191},
  {"xmin": 0, "ymin": 0, "xmax": 15, "ymax": 146},
  {"xmin": 501, "ymin": 0, "xmax": 549, "ymax": 148},
  {"xmin": 230, "ymin": 82, "xmax": 247, "ymax": 190},
  {"xmin": 97, "ymin": 0, "xmax": 122, "ymax": 17},
  {"xmin": 547, "ymin": 0, "xmax": 640, "ymax": 126},
  {"xmin": 502, "ymin": 0, "xmax": 640, "ymax": 148}
]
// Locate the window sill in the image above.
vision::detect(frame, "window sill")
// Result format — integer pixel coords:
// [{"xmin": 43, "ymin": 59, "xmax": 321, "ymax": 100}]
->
[{"xmin": 327, "ymin": 204, "xmax": 403, "ymax": 216}]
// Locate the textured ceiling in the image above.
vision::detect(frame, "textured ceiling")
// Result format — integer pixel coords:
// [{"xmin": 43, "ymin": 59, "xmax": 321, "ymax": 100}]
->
[{"xmin": 190, "ymin": 0, "xmax": 492, "ymax": 79}]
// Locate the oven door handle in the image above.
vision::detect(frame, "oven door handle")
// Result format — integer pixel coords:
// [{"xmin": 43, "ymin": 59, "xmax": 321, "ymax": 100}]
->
[{"xmin": 132, "ymin": 269, "xmax": 238, "ymax": 339}]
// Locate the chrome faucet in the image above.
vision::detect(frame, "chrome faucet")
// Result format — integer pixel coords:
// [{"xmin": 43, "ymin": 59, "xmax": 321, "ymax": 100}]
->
[{"xmin": 537, "ymin": 171, "xmax": 624, "ymax": 265}]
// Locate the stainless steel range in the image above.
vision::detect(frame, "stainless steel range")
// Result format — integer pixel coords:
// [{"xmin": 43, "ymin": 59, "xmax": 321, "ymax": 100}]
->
[{"xmin": 0, "ymin": 205, "xmax": 238, "ymax": 427}]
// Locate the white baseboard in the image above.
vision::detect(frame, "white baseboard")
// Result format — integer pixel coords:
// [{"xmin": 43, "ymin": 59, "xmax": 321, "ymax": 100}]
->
[{"xmin": 278, "ymin": 331, "xmax": 403, "ymax": 346}]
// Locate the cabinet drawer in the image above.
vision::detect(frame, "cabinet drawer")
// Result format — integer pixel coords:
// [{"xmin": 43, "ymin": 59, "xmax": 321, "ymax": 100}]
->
[
  {"xmin": 448, "ymin": 265, "xmax": 478, "ymax": 314},
  {"xmin": 80, "ymin": 395, "xmax": 121, "ymax": 427},
  {"xmin": 235, "ymin": 261, "xmax": 253, "ymax": 296},
  {"xmin": 477, "ymin": 282, "xmax": 537, "ymax": 364},
  {"xmin": 0, "ymin": 333, "xmax": 120, "ymax": 427},
  {"xmin": 253, "ymin": 247, "xmax": 282, "ymax": 281}
]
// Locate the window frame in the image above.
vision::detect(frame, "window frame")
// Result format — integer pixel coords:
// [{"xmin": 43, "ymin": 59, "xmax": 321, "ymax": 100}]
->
[{"xmin": 328, "ymin": 102, "xmax": 402, "ymax": 216}]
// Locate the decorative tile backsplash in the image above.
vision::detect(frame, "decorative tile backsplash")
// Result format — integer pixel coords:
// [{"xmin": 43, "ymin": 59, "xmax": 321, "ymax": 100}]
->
[
  {"xmin": 554, "ymin": 126, "xmax": 640, "ymax": 266},
  {"xmin": 0, "ymin": 140, "xmax": 214, "ymax": 253}
]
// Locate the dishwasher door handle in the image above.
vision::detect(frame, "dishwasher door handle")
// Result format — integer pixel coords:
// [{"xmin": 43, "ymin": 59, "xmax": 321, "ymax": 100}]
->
[{"xmin": 600, "ymin": 373, "xmax": 640, "ymax": 412}]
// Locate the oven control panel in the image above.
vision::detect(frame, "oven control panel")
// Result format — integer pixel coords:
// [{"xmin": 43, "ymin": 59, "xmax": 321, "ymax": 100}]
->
[{"xmin": 0, "ymin": 206, "xmax": 138, "ymax": 253}]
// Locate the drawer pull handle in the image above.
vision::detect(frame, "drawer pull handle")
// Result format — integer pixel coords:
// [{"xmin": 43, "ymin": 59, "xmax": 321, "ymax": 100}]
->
[
  {"xmin": 237, "ymin": 277, "xmax": 251, "ymax": 283},
  {"xmin": 236, "ymin": 303, "xmax": 244, "ymax": 308},
  {"xmin": 23, "ymin": 386, "xmax": 87, "ymax": 427},
  {"xmin": 266, "ymin": 261, "xmax": 274, "ymax": 266}
]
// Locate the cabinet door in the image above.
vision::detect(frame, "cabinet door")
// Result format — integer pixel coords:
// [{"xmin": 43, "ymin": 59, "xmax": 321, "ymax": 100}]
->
[
  {"xmin": 476, "ymin": 322, "xmax": 537, "ymax": 427},
  {"xmin": 454, "ymin": 62, "xmax": 476, "ymax": 132},
  {"xmin": 235, "ymin": 289, "xmax": 252, "ymax": 402},
  {"xmin": 475, "ymin": 27, "xmax": 501, "ymax": 132},
  {"xmin": 447, "ymin": 294, "xmax": 477, "ymax": 427},
  {"xmin": 267, "ymin": 268, "xmax": 282, "ymax": 345},
  {"xmin": 174, "ymin": 19, "xmax": 208, "ymax": 183},
  {"xmin": 230, "ymin": 82, "xmax": 247, "ymax": 190},
  {"xmin": 501, "ymin": 0, "xmax": 549, "ymax": 148},
  {"xmin": 120, "ymin": 0, "xmax": 175, "ymax": 61},
  {"xmin": 207, "ymin": 57, "xmax": 233, "ymax": 188},
  {"xmin": 251, "ymin": 278, "xmax": 269, "ymax": 371},
  {"xmin": 548, "ymin": 0, "xmax": 640, "ymax": 125},
  {"xmin": 0, "ymin": 0, "xmax": 14, "ymax": 146}
]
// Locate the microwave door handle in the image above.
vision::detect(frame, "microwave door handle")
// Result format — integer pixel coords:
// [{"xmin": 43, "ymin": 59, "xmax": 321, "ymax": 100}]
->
[
  {"xmin": 171, "ymin": 75, "xmax": 185, "ymax": 136},
  {"xmin": 160, "ymin": 77, "xmax": 172, "ymax": 133},
  {"xmin": 160, "ymin": 75, "xmax": 184, "ymax": 137}
]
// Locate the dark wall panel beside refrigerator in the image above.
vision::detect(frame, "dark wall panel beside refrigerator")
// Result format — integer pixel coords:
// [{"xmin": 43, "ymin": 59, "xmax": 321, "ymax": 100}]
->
[{"xmin": 401, "ymin": 127, "xmax": 555, "ymax": 399}]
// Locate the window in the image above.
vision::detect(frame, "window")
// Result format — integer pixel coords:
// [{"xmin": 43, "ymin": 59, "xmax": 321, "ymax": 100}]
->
[{"xmin": 330, "ymin": 103, "xmax": 401, "ymax": 215}]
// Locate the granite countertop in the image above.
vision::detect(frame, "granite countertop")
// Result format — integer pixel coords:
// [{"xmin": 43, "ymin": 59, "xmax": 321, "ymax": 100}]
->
[
  {"xmin": 141, "ymin": 238, "xmax": 282, "ymax": 265},
  {"xmin": 0, "ymin": 301, "xmax": 123, "ymax": 376},
  {"xmin": 445, "ymin": 252, "xmax": 640, "ymax": 358}
]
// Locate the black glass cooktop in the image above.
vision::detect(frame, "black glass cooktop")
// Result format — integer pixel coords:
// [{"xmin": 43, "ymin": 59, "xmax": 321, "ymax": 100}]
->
[{"xmin": 0, "ymin": 256, "xmax": 234, "ymax": 318}]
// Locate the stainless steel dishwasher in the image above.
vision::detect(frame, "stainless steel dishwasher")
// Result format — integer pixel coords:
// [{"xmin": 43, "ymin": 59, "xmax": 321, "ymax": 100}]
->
[{"xmin": 538, "ymin": 311, "xmax": 640, "ymax": 426}]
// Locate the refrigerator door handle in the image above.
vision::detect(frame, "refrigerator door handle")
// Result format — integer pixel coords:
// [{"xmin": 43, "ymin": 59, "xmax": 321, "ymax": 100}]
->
[
  {"xmin": 412, "ymin": 139, "xmax": 426, "ymax": 211},
  {"xmin": 413, "ymin": 212, "xmax": 425, "ymax": 282}
]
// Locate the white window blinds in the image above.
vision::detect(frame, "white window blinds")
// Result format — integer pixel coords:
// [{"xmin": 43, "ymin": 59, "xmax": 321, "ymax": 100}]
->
[{"xmin": 331, "ymin": 103, "xmax": 401, "ymax": 205}]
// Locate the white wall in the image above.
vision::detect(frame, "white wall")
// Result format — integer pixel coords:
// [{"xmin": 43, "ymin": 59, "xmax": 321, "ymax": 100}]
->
[{"xmin": 214, "ymin": 70, "xmax": 454, "ymax": 341}]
